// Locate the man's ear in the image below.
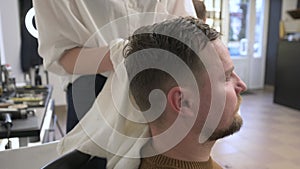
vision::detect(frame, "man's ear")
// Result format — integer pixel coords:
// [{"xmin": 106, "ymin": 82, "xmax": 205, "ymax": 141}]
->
[{"xmin": 167, "ymin": 87, "xmax": 195, "ymax": 117}]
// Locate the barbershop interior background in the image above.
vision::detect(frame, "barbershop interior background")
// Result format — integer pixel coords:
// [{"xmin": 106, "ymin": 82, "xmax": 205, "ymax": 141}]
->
[{"xmin": 0, "ymin": 0, "xmax": 299, "ymax": 168}]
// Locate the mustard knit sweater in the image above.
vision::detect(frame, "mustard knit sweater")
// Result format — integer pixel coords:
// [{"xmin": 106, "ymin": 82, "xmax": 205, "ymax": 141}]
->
[{"xmin": 139, "ymin": 154, "xmax": 223, "ymax": 169}]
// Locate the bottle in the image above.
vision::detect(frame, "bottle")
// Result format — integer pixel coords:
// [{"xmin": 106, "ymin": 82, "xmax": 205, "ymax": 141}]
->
[{"xmin": 34, "ymin": 65, "xmax": 42, "ymax": 86}]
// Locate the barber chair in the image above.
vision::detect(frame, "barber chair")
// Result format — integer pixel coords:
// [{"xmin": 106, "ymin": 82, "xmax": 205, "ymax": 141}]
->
[{"xmin": 42, "ymin": 150, "xmax": 107, "ymax": 169}]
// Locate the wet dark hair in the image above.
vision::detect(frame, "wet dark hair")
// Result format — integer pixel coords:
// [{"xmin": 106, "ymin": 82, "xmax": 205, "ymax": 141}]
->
[{"xmin": 124, "ymin": 16, "xmax": 220, "ymax": 111}]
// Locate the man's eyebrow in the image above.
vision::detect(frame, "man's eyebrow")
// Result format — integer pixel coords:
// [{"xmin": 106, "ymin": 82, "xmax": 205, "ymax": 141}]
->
[{"xmin": 225, "ymin": 67, "xmax": 234, "ymax": 75}]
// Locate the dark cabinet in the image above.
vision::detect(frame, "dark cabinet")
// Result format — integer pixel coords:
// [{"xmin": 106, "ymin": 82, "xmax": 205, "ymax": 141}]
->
[{"xmin": 274, "ymin": 41, "xmax": 300, "ymax": 110}]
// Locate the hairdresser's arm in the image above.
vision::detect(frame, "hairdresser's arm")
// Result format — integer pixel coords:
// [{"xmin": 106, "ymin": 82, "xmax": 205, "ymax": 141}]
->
[{"xmin": 59, "ymin": 47, "xmax": 113, "ymax": 75}]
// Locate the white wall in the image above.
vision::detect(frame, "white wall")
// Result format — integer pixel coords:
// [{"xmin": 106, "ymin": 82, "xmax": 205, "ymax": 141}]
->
[
  {"xmin": 281, "ymin": 0, "xmax": 298, "ymax": 20},
  {"xmin": 0, "ymin": 0, "xmax": 66, "ymax": 105},
  {"xmin": 0, "ymin": 0, "xmax": 23, "ymax": 83}
]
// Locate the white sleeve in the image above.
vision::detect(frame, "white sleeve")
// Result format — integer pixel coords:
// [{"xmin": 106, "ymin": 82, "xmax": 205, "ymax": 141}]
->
[
  {"xmin": 166, "ymin": 0, "xmax": 197, "ymax": 17},
  {"xmin": 33, "ymin": 0, "xmax": 94, "ymax": 76}
]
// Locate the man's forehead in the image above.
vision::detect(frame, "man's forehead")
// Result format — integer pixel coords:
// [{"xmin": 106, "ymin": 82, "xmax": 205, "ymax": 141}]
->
[{"xmin": 211, "ymin": 39, "xmax": 233, "ymax": 69}]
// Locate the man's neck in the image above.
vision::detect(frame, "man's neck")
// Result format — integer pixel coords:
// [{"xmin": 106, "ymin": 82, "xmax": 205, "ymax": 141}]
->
[{"xmin": 152, "ymin": 136, "xmax": 216, "ymax": 162}]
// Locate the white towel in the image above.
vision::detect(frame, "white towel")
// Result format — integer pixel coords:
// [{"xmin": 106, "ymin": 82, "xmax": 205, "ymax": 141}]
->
[{"xmin": 57, "ymin": 39, "xmax": 150, "ymax": 169}]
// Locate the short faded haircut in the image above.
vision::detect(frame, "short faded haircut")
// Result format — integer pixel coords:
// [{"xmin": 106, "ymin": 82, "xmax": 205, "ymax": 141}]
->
[{"xmin": 124, "ymin": 16, "xmax": 220, "ymax": 111}]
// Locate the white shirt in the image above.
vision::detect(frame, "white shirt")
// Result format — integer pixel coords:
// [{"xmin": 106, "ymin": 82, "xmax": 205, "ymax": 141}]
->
[
  {"xmin": 33, "ymin": 0, "xmax": 196, "ymax": 89},
  {"xmin": 33, "ymin": 1, "xmax": 197, "ymax": 168}
]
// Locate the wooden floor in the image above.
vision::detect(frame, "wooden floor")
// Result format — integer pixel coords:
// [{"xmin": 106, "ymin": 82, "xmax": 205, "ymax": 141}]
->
[
  {"xmin": 54, "ymin": 105, "xmax": 67, "ymax": 139},
  {"xmin": 212, "ymin": 87, "xmax": 300, "ymax": 169}
]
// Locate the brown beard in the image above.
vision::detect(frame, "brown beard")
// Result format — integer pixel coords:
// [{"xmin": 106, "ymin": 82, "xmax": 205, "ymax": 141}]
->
[{"xmin": 207, "ymin": 95, "xmax": 243, "ymax": 141}]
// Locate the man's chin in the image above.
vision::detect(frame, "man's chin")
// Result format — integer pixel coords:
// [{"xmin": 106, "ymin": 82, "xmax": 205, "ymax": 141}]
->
[
  {"xmin": 206, "ymin": 95, "xmax": 243, "ymax": 141},
  {"xmin": 207, "ymin": 114, "xmax": 243, "ymax": 141}
]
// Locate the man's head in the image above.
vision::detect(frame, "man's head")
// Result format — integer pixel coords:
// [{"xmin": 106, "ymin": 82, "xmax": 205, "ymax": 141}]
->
[
  {"xmin": 193, "ymin": 0, "xmax": 207, "ymax": 22},
  {"xmin": 124, "ymin": 17, "xmax": 247, "ymax": 143}
]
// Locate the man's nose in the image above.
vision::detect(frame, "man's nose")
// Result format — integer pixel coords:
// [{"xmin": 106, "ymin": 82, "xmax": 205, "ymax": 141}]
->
[{"xmin": 234, "ymin": 73, "xmax": 247, "ymax": 94}]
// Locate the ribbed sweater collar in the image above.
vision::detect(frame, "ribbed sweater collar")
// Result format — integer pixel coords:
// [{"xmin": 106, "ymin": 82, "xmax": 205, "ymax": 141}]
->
[{"xmin": 140, "ymin": 154, "xmax": 215, "ymax": 169}]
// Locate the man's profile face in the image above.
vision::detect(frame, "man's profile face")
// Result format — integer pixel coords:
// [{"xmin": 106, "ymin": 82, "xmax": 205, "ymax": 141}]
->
[{"xmin": 196, "ymin": 39, "xmax": 247, "ymax": 141}]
